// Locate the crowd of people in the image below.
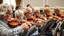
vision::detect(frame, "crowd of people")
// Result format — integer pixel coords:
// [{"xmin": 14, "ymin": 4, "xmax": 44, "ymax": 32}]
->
[{"xmin": 0, "ymin": 4, "xmax": 64, "ymax": 36}]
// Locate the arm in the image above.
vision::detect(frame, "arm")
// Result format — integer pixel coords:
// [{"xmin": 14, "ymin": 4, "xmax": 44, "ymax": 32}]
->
[{"xmin": 0, "ymin": 24, "xmax": 24, "ymax": 36}]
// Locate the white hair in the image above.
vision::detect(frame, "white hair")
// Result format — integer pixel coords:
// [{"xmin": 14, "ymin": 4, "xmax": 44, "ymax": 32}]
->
[
  {"xmin": 43, "ymin": 7, "xmax": 50, "ymax": 12},
  {"xmin": 24, "ymin": 7, "xmax": 32, "ymax": 13},
  {"xmin": 34, "ymin": 7, "xmax": 40, "ymax": 12},
  {"xmin": 54, "ymin": 6, "xmax": 60, "ymax": 10},
  {"xmin": 0, "ymin": 4, "xmax": 8, "ymax": 16},
  {"xmin": 15, "ymin": 10, "xmax": 24, "ymax": 18}
]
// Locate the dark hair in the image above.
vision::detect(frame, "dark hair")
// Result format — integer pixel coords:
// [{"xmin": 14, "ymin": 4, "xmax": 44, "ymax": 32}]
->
[
  {"xmin": 15, "ymin": 6, "xmax": 21, "ymax": 10},
  {"xmin": 27, "ymin": 4, "xmax": 30, "ymax": 7},
  {"xmin": 45, "ymin": 5, "xmax": 49, "ymax": 7}
]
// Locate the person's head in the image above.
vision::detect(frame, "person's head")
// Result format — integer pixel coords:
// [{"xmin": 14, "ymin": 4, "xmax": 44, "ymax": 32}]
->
[
  {"xmin": 54, "ymin": 7, "xmax": 60, "ymax": 15},
  {"xmin": 0, "ymin": 4, "xmax": 11, "ymax": 21},
  {"xmin": 27, "ymin": 4, "xmax": 32, "ymax": 8},
  {"xmin": 44, "ymin": 7, "xmax": 50, "ymax": 15},
  {"xmin": 15, "ymin": 10, "xmax": 24, "ymax": 19},
  {"xmin": 24, "ymin": 7, "xmax": 32, "ymax": 19},
  {"xmin": 0, "ymin": 4, "xmax": 8, "ymax": 13},
  {"xmin": 0, "ymin": 4, "xmax": 8, "ymax": 18},
  {"xmin": 6, "ymin": 6, "xmax": 13, "ymax": 14},
  {"xmin": 1, "ymin": 3, "xmax": 8, "ymax": 9},
  {"xmin": 9, "ymin": 5, "xmax": 14, "ymax": 10},
  {"xmin": 34, "ymin": 7, "xmax": 40, "ymax": 16},
  {"xmin": 45, "ymin": 4, "xmax": 49, "ymax": 7},
  {"xmin": 15, "ymin": 6, "xmax": 21, "ymax": 10}
]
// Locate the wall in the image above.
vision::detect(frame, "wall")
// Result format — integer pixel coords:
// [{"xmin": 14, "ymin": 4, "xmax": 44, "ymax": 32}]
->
[
  {"xmin": 48, "ymin": 0, "xmax": 64, "ymax": 7},
  {"xmin": 22, "ymin": 0, "xmax": 64, "ymax": 8},
  {"xmin": 22, "ymin": 0, "xmax": 43, "ymax": 7}
]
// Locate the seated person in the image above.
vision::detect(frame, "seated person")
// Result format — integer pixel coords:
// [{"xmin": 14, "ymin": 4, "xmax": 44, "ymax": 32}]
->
[
  {"xmin": 15, "ymin": 8, "xmax": 25, "ymax": 24},
  {"xmin": 15, "ymin": 6, "xmax": 23, "ymax": 18},
  {"xmin": 0, "ymin": 4, "xmax": 31, "ymax": 36},
  {"xmin": 24, "ymin": 7, "xmax": 36, "ymax": 23},
  {"xmin": 24, "ymin": 7, "xmax": 43, "ymax": 36},
  {"xmin": 53, "ymin": 7, "xmax": 62, "ymax": 18},
  {"xmin": 43, "ymin": 7, "xmax": 52, "ymax": 19},
  {"xmin": 44, "ymin": 4, "xmax": 50, "ymax": 7},
  {"xmin": 33, "ymin": 7, "xmax": 44, "ymax": 20}
]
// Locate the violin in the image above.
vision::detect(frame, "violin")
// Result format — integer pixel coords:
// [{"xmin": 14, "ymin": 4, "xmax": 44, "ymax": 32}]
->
[
  {"xmin": 8, "ymin": 18, "xmax": 23, "ymax": 28},
  {"xmin": 46, "ymin": 14, "xmax": 52, "ymax": 19},
  {"xmin": 27, "ymin": 16, "xmax": 36, "ymax": 23},
  {"xmin": 57, "ymin": 13, "xmax": 62, "ymax": 18},
  {"xmin": 7, "ymin": 18, "xmax": 18, "ymax": 28}
]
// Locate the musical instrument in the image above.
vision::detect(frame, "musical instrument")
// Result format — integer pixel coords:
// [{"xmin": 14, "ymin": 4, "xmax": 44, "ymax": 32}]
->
[
  {"xmin": 39, "ymin": 16, "xmax": 58, "ymax": 36},
  {"xmin": 8, "ymin": 18, "xmax": 24, "ymax": 28},
  {"xmin": 7, "ymin": 18, "xmax": 19, "ymax": 28},
  {"xmin": 62, "ymin": 16, "xmax": 64, "ymax": 20}
]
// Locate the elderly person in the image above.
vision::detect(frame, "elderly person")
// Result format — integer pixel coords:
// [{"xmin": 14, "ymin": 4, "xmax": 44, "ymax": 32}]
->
[
  {"xmin": 24, "ymin": 7, "xmax": 33, "ymax": 19},
  {"xmin": 15, "ymin": 6, "xmax": 23, "ymax": 18},
  {"xmin": 24, "ymin": 7, "xmax": 44, "ymax": 36},
  {"xmin": 33, "ymin": 7, "xmax": 44, "ymax": 20},
  {"xmin": 27, "ymin": 4, "xmax": 34, "ymax": 12},
  {"xmin": 15, "ymin": 9, "xmax": 24, "ymax": 19},
  {"xmin": 9, "ymin": 5, "xmax": 15, "ymax": 18},
  {"xmin": 0, "ymin": 4, "xmax": 31, "ymax": 36},
  {"xmin": 15, "ymin": 9, "xmax": 25, "ymax": 24},
  {"xmin": 43, "ymin": 7, "xmax": 52, "ymax": 19},
  {"xmin": 53, "ymin": 7, "xmax": 62, "ymax": 18},
  {"xmin": 44, "ymin": 4, "xmax": 50, "ymax": 7}
]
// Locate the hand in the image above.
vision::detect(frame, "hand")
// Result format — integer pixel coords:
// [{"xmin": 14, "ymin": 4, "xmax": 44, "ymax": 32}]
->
[
  {"xmin": 57, "ymin": 18, "xmax": 62, "ymax": 22},
  {"xmin": 36, "ymin": 21, "xmax": 43, "ymax": 27},
  {"xmin": 26, "ymin": 22, "xmax": 32, "ymax": 28},
  {"xmin": 21, "ymin": 23, "xmax": 29, "ymax": 30}
]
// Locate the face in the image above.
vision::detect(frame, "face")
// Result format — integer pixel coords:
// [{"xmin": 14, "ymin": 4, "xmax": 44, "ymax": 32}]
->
[
  {"xmin": 34, "ymin": 10, "xmax": 40, "ymax": 16},
  {"xmin": 44, "ymin": 9, "xmax": 50, "ymax": 15},
  {"xmin": 5, "ymin": 14, "xmax": 11, "ymax": 21},
  {"xmin": 5, "ymin": 9, "xmax": 12, "ymax": 21},
  {"xmin": 54, "ymin": 9, "xmax": 60, "ymax": 14},
  {"xmin": 24, "ymin": 7, "xmax": 32, "ymax": 19},
  {"xmin": 7, "ymin": 7, "xmax": 12, "ymax": 14},
  {"xmin": 25, "ymin": 12, "xmax": 32, "ymax": 19},
  {"xmin": 17, "ymin": 14, "xmax": 23, "ymax": 19},
  {"xmin": 18, "ymin": 7, "xmax": 21, "ymax": 9}
]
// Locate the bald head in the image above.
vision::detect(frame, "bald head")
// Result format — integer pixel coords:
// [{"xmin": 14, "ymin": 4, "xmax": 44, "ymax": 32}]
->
[
  {"xmin": 24, "ymin": 7, "xmax": 32, "ymax": 19},
  {"xmin": 45, "ymin": 4, "xmax": 49, "ymax": 7},
  {"xmin": 44, "ymin": 7, "xmax": 50, "ymax": 11},
  {"xmin": 34, "ymin": 7, "xmax": 40, "ymax": 13},
  {"xmin": 24, "ymin": 7, "xmax": 32, "ymax": 14},
  {"xmin": 44, "ymin": 7, "xmax": 50, "ymax": 15},
  {"xmin": 33, "ymin": 7, "xmax": 40, "ymax": 16},
  {"xmin": 54, "ymin": 7, "xmax": 60, "ymax": 14}
]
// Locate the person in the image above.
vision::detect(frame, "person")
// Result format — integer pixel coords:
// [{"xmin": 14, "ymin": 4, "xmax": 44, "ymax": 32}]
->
[
  {"xmin": 45, "ymin": 4, "xmax": 50, "ymax": 7},
  {"xmin": 33, "ymin": 7, "xmax": 46, "ymax": 20},
  {"xmin": 0, "ymin": 4, "xmax": 31, "ymax": 36},
  {"xmin": 24, "ymin": 7, "xmax": 36, "ymax": 22},
  {"xmin": 9, "ymin": 5, "xmax": 15, "ymax": 18},
  {"xmin": 15, "ymin": 8, "xmax": 26, "ymax": 25},
  {"xmin": 27, "ymin": 4, "xmax": 32, "ymax": 8},
  {"xmin": 43, "ymin": 7, "xmax": 52, "ymax": 19},
  {"xmin": 53, "ymin": 7, "xmax": 62, "ymax": 18},
  {"xmin": 15, "ymin": 6, "xmax": 23, "ymax": 18},
  {"xmin": 24, "ymin": 7, "xmax": 44, "ymax": 36},
  {"xmin": 27, "ymin": 4, "xmax": 34, "ymax": 12}
]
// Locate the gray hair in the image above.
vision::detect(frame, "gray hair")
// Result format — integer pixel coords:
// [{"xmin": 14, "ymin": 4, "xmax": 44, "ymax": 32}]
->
[
  {"xmin": 15, "ymin": 10, "xmax": 24, "ymax": 18},
  {"xmin": 34, "ymin": 7, "xmax": 40, "ymax": 12},
  {"xmin": 24, "ymin": 7, "xmax": 32, "ymax": 14},
  {"xmin": 0, "ymin": 4, "xmax": 8, "ymax": 16}
]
